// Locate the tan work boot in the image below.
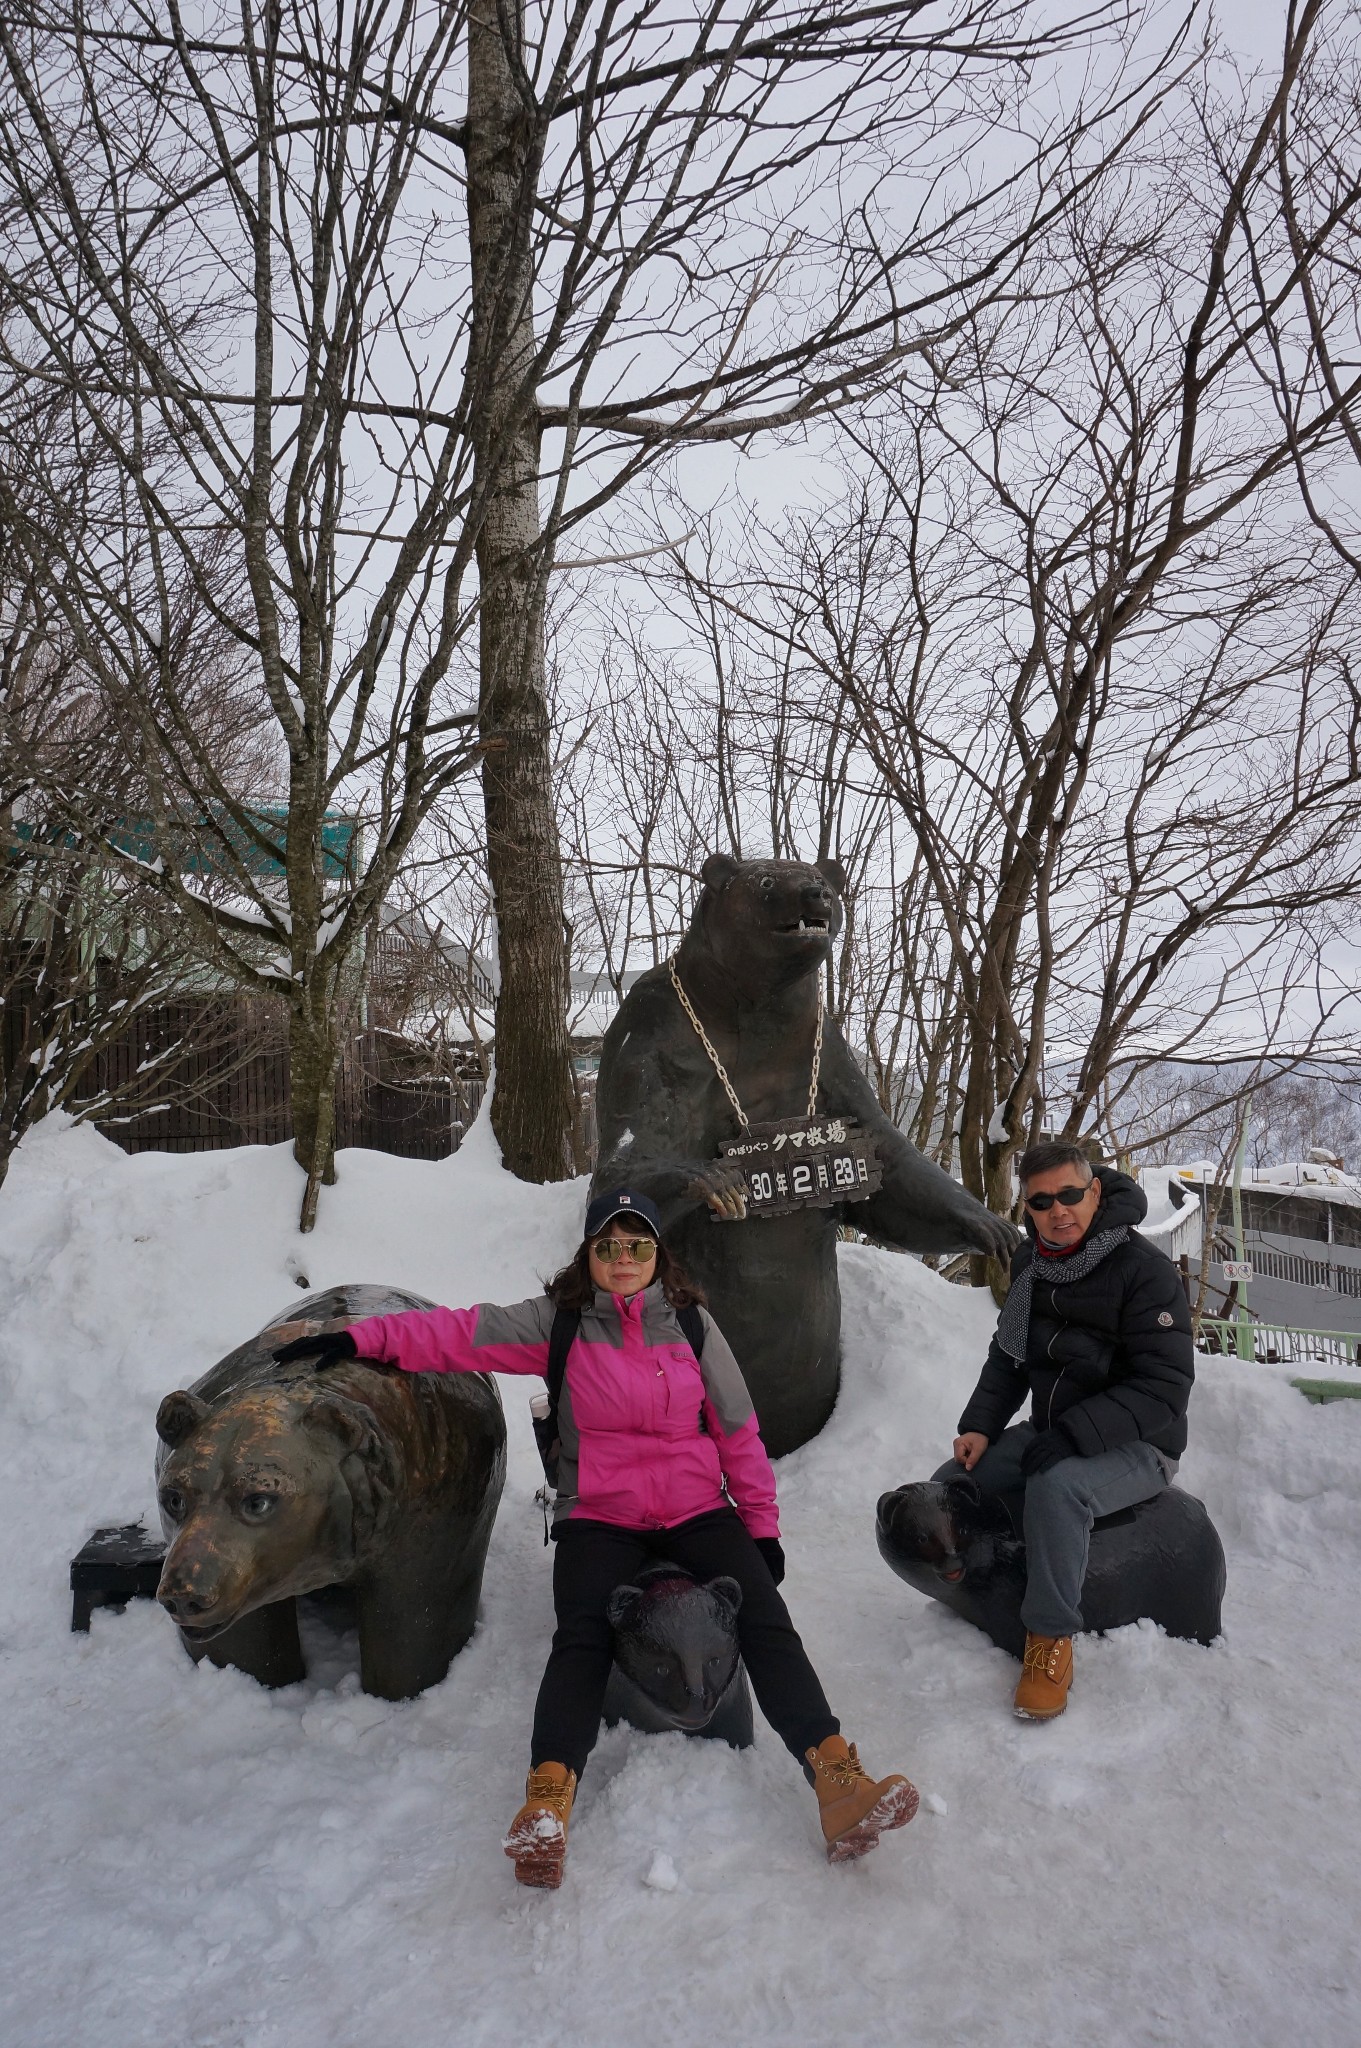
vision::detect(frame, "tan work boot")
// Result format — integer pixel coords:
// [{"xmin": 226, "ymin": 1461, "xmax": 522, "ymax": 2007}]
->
[
  {"xmin": 805, "ymin": 1735, "xmax": 919, "ymax": 1864},
  {"xmin": 503, "ymin": 1762, "xmax": 577, "ymax": 1888},
  {"xmin": 1013, "ymin": 1634, "xmax": 1073, "ymax": 1720}
]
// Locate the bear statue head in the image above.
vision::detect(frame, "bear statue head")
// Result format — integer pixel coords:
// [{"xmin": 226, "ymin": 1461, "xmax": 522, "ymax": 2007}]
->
[
  {"xmin": 154, "ymin": 1384, "xmax": 395, "ymax": 1644},
  {"xmin": 606, "ymin": 1568, "xmax": 743, "ymax": 1731},
  {"xmin": 875, "ymin": 1479, "xmax": 1020, "ymax": 1599},
  {"xmin": 692, "ymin": 853, "xmax": 847, "ymax": 994}
]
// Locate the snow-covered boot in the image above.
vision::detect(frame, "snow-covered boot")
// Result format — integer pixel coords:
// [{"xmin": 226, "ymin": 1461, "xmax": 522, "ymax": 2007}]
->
[
  {"xmin": 503, "ymin": 1762, "xmax": 576, "ymax": 1888},
  {"xmin": 805, "ymin": 1735, "xmax": 919, "ymax": 1863},
  {"xmin": 1013, "ymin": 1634, "xmax": 1073, "ymax": 1720}
]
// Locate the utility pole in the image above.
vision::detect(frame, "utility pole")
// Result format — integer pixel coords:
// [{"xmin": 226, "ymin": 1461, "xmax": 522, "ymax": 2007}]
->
[{"xmin": 1230, "ymin": 1104, "xmax": 1254, "ymax": 1361}]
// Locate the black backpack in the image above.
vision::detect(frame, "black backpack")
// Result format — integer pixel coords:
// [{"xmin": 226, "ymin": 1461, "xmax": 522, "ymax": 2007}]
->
[{"xmin": 533, "ymin": 1301, "xmax": 706, "ymax": 1493}]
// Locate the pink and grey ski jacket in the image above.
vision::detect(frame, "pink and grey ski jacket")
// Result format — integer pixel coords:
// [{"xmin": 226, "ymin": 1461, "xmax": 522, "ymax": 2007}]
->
[{"xmin": 346, "ymin": 1282, "xmax": 780, "ymax": 1539}]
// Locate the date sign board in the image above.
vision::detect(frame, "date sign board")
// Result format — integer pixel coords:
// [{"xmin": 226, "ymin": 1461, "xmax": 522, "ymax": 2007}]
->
[{"xmin": 717, "ymin": 1116, "xmax": 882, "ymax": 1218}]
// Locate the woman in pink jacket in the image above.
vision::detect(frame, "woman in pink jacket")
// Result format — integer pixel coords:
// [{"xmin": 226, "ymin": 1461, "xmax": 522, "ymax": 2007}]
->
[{"xmin": 275, "ymin": 1187, "xmax": 917, "ymax": 1889}]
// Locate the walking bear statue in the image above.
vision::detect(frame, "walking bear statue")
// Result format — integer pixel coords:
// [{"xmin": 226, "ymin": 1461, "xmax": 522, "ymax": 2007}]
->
[
  {"xmin": 603, "ymin": 1564, "xmax": 754, "ymax": 1748},
  {"xmin": 154, "ymin": 1285, "xmax": 506, "ymax": 1699},
  {"xmin": 875, "ymin": 1478, "xmax": 1226, "ymax": 1659},
  {"xmin": 592, "ymin": 853, "xmax": 1017, "ymax": 1455}
]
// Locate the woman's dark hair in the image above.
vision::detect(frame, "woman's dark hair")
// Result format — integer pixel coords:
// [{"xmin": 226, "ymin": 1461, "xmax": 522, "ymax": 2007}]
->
[{"xmin": 546, "ymin": 1233, "xmax": 706, "ymax": 1311}]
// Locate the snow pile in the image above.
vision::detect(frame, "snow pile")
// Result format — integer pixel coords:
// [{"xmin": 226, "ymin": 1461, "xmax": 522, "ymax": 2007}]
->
[{"xmin": 2, "ymin": 1116, "xmax": 1359, "ymax": 2048}]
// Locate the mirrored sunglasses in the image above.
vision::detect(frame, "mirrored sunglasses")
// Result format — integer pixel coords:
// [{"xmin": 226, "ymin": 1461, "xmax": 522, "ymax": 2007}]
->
[
  {"xmin": 590, "ymin": 1235, "xmax": 658, "ymax": 1262},
  {"xmin": 1025, "ymin": 1185, "xmax": 1092, "ymax": 1212}
]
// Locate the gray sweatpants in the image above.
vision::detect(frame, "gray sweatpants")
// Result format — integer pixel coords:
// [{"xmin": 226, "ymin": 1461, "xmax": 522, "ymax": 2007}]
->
[{"xmin": 930, "ymin": 1422, "xmax": 1169, "ymax": 1637}]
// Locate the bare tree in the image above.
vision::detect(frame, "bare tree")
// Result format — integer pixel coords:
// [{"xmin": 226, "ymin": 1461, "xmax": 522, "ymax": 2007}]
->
[
  {"xmin": 1238, "ymin": 1, "xmax": 1361, "ymax": 591},
  {"xmin": 0, "ymin": 0, "xmax": 1189, "ymax": 1210},
  {"xmin": 556, "ymin": 545, "xmax": 910, "ymax": 1073},
  {"xmin": 632, "ymin": 7, "xmax": 1361, "ymax": 1293},
  {"xmin": 0, "ymin": 3, "xmax": 492, "ymax": 1227},
  {"xmin": 1102, "ymin": 1045, "xmax": 1361, "ymax": 1173},
  {"xmin": 0, "ymin": 556, "xmax": 242, "ymax": 1187},
  {"xmin": 453, "ymin": 0, "xmax": 1193, "ymax": 1182},
  {"xmin": 367, "ymin": 860, "xmax": 497, "ymax": 1093}
]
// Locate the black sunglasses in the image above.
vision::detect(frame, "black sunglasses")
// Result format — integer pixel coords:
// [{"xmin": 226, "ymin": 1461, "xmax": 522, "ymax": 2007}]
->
[{"xmin": 1025, "ymin": 1185, "xmax": 1093, "ymax": 1212}]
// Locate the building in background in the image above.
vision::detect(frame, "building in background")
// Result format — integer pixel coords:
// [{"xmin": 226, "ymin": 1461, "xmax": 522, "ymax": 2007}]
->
[{"xmin": 1162, "ymin": 1157, "xmax": 1361, "ymax": 1339}]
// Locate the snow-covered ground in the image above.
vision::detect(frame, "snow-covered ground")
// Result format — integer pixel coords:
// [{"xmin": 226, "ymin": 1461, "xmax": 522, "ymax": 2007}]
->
[{"xmin": 2, "ymin": 1114, "xmax": 1359, "ymax": 2048}]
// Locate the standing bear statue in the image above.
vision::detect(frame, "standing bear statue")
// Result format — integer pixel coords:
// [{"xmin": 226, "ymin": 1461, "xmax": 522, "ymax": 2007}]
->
[
  {"xmin": 592, "ymin": 854, "xmax": 1017, "ymax": 1455},
  {"xmin": 155, "ymin": 1285, "xmax": 506, "ymax": 1699}
]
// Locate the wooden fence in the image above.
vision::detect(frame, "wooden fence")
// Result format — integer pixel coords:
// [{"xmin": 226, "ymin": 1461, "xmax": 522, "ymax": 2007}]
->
[{"xmin": 88, "ymin": 1002, "xmax": 485, "ymax": 1161}]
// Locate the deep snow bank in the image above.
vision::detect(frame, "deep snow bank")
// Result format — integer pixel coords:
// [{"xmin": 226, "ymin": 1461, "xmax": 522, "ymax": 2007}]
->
[{"xmin": 1, "ymin": 1117, "xmax": 1358, "ymax": 2048}]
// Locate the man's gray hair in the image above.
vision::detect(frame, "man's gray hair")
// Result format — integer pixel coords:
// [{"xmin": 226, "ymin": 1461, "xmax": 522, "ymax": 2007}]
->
[{"xmin": 1016, "ymin": 1141, "xmax": 1094, "ymax": 1185}]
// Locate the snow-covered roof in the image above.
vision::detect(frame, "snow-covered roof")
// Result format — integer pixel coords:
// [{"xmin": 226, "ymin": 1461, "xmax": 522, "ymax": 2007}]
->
[{"xmin": 1167, "ymin": 1161, "xmax": 1361, "ymax": 1207}]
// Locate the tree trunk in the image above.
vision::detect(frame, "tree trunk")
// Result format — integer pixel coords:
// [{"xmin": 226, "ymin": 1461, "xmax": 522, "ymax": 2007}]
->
[
  {"xmin": 465, "ymin": 0, "xmax": 576, "ymax": 1183},
  {"xmin": 959, "ymin": 1025, "xmax": 1028, "ymax": 1302},
  {"xmin": 289, "ymin": 997, "xmax": 340, "ymax": 1232}
]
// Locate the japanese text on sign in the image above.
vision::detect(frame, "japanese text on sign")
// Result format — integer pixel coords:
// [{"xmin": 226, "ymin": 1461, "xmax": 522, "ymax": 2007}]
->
[{"xmin": 716, "ymin": 1116, "xmax": 883, "ymax": 1218}]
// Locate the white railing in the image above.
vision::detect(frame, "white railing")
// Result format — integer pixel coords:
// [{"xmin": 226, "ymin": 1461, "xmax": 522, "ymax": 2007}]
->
[
  {"xmin": 1139, "ymin": 1205, "xmax": 1203, "ymax": 1263},
  {"xmin": 1196, "ymin": 1318, "xmax": 1361, "ymax": 1368},
  {"xmin": 1215, "ymin": 1243, "xmax": 1361, "ymax": 1298}
]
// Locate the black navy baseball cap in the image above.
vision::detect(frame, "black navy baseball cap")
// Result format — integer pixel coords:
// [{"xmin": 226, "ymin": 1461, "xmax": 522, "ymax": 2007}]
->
[{"xmin": 583, "ymin": 1187, "xmax": 662, "ymax": 1240}]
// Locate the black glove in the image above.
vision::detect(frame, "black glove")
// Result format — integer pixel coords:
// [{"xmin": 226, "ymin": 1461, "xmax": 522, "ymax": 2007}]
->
[
  {"xmin": 272, "ymin": 1329, "xmax": 358, "ymax": 1371},
  {"xmin": 1020, "ymin": 1427, "xmax": 1075, "ymax": 1478},
  {"xmin": 756, "ymin": 1537, "xmax": 786, "ymax": 1586}
]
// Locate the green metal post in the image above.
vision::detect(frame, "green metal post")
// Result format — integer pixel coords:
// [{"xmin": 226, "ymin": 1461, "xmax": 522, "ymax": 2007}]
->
[{"xmin": 1231, "ymin": 1107, "xmax": 1253, "ymax": 1361}]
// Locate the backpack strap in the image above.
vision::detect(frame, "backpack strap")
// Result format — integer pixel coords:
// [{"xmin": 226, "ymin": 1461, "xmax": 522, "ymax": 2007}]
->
[
  {"xmin": 546, "ymin": 1303, "xmax": 580, "ymax": 1415},
  {"xmin": 678, "ymin": 1302, "xmax": 708, "ymax": 1433},
  {"xmin": 677, "ymin": 1303, "xmax": 706, "ymax": 1357}
]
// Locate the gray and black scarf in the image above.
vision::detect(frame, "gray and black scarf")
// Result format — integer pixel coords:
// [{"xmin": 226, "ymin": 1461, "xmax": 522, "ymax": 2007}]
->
[{"xmin": 995, "ymin": 1226, "xmax": 1129, "ymax": 1361}]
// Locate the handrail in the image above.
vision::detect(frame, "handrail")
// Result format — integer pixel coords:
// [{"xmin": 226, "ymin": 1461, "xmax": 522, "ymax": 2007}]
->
[{"xmin": 1196, "ymin": 1318, "xmax": 1360, "ymax": 1367}]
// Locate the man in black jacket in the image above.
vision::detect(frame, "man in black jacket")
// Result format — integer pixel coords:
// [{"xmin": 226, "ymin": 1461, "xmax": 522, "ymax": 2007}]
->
[{"xmin": 934, "ymin": 1141, "xmax": 1194, "ymax": 1720}]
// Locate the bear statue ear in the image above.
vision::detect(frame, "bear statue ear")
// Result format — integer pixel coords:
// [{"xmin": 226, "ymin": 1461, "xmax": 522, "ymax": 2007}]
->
[
  {"xmin": 300, "ymin": 1392, "xmax": 371, "ymax": 1455},
  {"xmin": 156, "ymin": 1390, "xmax": 209, "ymax": 1448},
  {"xmin": 301, "ymin": 1393, "xmax": 396, "ymax": 1537},
  {"xmin": 815, "ymin": 856, "xmax": 848, "ymax": 895},
  {"xmin": 700, "ymin": 852, "xmax": 741, "ymax": 892},
  {"xmin": 705, "ymin": 1574, "xmax": 743, "ymax": 1616},
  {"xmin": 606, "ymin": 1583, "xmax": 646, "ymax": 1630}
]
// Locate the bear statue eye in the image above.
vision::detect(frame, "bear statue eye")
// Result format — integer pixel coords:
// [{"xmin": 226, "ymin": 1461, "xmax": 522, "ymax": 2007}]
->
[
  {"xmin": 653, "ymin": 1661, "xmax": 672, "ymax": 1680},
  {"xmin": 159, "ymin": 1488, "xmax": 187, "ymax": 1522},
  {"xmin": 240, "ymin": 1492, "xmax": 279, "ymax": 1520},
  {"xmin": 759, "ymin": 876, "xmax": 774, "ymax": 892},
  {"xmin": 704, "ymin": 1655, "xmax": 726, "ymax": 1670}
]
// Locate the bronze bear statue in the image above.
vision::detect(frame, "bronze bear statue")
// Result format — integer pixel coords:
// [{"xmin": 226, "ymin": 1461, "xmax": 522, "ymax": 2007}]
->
[
  {"xmin": 592, "ymin": 853, "xmax": 1017, "ymax": 1454},
  {"xmin": 875, "ymin": 1478, "xmax": 1226, "ymax": 1659},
  {"xmin": 603, "ymin": 1565, "xmax": 754, "ymax": 1747},
  {"xmin": 154, "ymin": 1286, "xmax": 506, "ymax": 1700}
]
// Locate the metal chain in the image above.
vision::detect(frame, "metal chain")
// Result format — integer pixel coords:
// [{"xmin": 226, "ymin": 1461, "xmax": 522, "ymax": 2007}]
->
[
  {"xmin": 668, "ymin": 956, "xmax": 749, "ymax": 1129},
  {"xmin": 807, "ymin": 982, "xmax": 824, "ymax": 1119},
  {"xmin": 668, "ymin": 955, "xmax": 824, "ymax": 1130}
]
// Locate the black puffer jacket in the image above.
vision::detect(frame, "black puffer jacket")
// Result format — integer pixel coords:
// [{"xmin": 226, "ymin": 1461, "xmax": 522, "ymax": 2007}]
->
[{"xmin": 957, "ymin": 1169, "xmax": 1194, "ymax": 1460}]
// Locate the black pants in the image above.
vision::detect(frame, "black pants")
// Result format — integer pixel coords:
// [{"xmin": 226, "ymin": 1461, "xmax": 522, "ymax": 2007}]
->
[{"xmin": 530, "ymin": 1508, "xmax": 839, "ymax": 1779}]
